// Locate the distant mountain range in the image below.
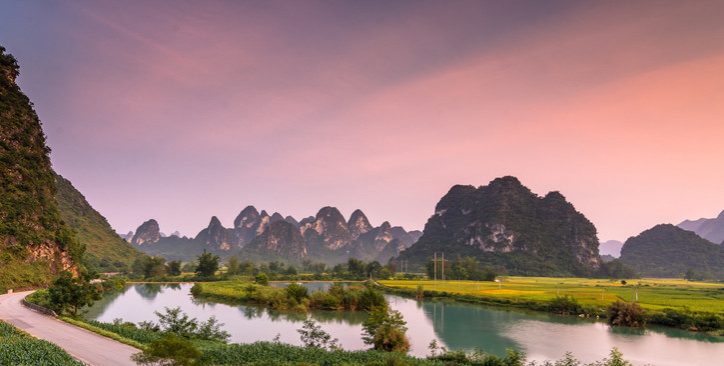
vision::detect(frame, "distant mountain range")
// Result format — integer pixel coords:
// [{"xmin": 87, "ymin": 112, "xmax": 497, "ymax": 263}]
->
[
  {"xmin": 678, "ymin": 210, "xmax": 724, "ymax": 245},
  {"xmin": 396, "ymin": 176, "xmax": 602, "ymax": 277},
  {"xmin": 599, "ymin": 240, "xmax": 624, "ymax": 257},
  {"xmin": 129, "ymin": 206, "xmax": 421, "ymax": 264}
]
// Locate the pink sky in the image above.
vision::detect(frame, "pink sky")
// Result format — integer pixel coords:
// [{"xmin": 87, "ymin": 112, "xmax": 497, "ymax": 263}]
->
[{"xmin": 1, "ymin": 1, "xmax": 723, "ymax": 241}]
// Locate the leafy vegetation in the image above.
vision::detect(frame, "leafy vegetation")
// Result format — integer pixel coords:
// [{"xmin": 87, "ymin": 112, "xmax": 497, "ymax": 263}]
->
[
  {"xmin": 0, "ymin": 45, "xmax": 82, "ymax": 291},
  {"xmin": 0, "ymin": 321, "xmax": 86, "ymax": 366},
  {"xmin": 54, "ymin": 173, "xmax": 146, "ymax": 273},
  {"xmin": 361, "ymin": 307, "xmax": 410, "ymax": 352},
  {"xmin": 131, "ymin": 333, "xmax": 202, "ymax": 366},
  {"xmin": 191, "ymin": 281, "xmax": 386, "ymax": 312}
]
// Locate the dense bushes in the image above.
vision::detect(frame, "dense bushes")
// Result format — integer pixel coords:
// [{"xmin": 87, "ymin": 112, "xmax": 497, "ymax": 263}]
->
[
  {"xmin": 193, "ymin": 281, "xmax": 387, "ymax": 313},
  {"xmin": 607, "ymin": 301, "xmax": 645, "ymax": 327}
]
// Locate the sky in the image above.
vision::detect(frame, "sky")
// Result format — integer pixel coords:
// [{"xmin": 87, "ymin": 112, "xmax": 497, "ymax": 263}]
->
[{"xmin": 1, "ymin": 0, "xmax": 723, "ymax": 242}]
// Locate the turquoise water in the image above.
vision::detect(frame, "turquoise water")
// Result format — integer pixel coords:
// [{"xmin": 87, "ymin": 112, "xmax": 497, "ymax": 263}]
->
[{"xmin": 84, "ymin": 283, "xmax": 724, "ymax": 365}]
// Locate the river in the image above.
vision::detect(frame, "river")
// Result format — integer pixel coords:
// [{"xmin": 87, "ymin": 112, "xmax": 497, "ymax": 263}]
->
[{"xmin": 84, "ymin": 283, "xmax": 724, "ymax": 365}]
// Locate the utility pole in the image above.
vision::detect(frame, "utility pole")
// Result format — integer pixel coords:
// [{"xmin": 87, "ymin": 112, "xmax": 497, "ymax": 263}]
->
[
  {"xmin": 433, "ymin": 252, "xmax": 437, "ymax": 286},
  {"xmin": 441, "ymin": 252, "xmax": 445, "ymax": 285}
]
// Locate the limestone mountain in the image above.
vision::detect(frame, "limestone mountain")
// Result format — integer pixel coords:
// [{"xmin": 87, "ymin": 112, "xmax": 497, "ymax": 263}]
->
[
  {"xmin": 54, "ymin": 174, "xmax": 145, "ymax": 272},
  {"xmin": 119, "ymin": 231, "xmax": 134, "ymax": 242},
  {"xmin": 130, "ymin": 204, "xmax": 420, "ymax": 264},
  {"xmin": 232, "ymin": 206, "xmax": 269, "ymax": 248},
  {"xmin": 390, "ymin": 226, "xmax": 422, "ymax": 248},
  {"xmin": 0, "ymin": 46, "xmax": 81, "ymax": 290},
  {"xmin": 195, "ymin": 216, "xmax": 235, "ymax": 250},
  {"xmin": 301, "ymin": 206, "xmax": 354, "ymax": 262},
  {"xmin": 352, "ymin": 221, "xmax": 405, "ymax": 263},
  {"xmin": 243, "ymin": 220, "xmax": 307, "ymax": 262},
  {"xmin": 348, "ymin": 209, "xmax": 373, "ymax": 240},
  {"xmin": 677, "ymin": 210, "xmax": 724, "ymax": 245},
  {"xmin": 619, "ymin": 224, "xmax": 724, "ymax": 278},
  {"xmin": 397, "ymin": 176, "xmax": 601, "ymax": 276},
  {"xmin": 599, "ymin": 240, "xmax": 624, "ymax": 258},
  {"xmin": 131, "ymin": 219, "xmax": 161, "ymax": 246}
]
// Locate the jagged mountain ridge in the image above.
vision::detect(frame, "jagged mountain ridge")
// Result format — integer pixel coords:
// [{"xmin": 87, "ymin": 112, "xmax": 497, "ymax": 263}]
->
[
  {"xmin": 131, "ymin": 206, "xmax": 420, "ymax": 264},
  {"xmin": 397, "ymin": 176, "xmax": 602, "ymax": 277},
  {"xmin": 677, "ymin": 210, "xmax": 724, "ymax": 245}
]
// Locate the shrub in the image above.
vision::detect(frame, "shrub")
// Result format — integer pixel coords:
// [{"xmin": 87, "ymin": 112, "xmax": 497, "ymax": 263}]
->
[{"xmin": 607, "ymin": 301, "xmax": 645, "ymax": 327}]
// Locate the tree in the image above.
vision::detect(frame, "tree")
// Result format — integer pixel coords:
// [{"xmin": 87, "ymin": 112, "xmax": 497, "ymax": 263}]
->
[
  {"xmin": 166, "ymin": 260, "xmax": 182, "ymax": 276},
  {"xmin": 297, "ymin": 319, "xmax": 339, "ymax": 350},
  {"xmin": 144, "ymin": 256, "xmax": 167, "ymax": 278},
  {"xmin": 47, "ymin": 271, "xmax": 101, "ymax": 316},
  {"xmin": 255, "ymin": 272, "xmax": 269, "ymax": 286},
  {"xmin": 347, "ymin": 258, "xmax": 365, "ymax": 277},
  {"xmin": 226, "ymin": 256, "xmax": 240, "ymax": 276},
  {"xmin": 195, "ymin": 250, "xmax": 220, "ymax": 278},
  {"xmin": 361, "ymin": 306, "xmax": 410, "ymax": 352},
  {"xmin": 286, "ymin": 282, "xmax": 308, "ymax": 302},
  {"xmin": 131, "ymin": 333, "xmax": 201, "ymax": 366},
  {"xmin": 155, "ymin": 307, "xmax": 198, "ymax": 338}
]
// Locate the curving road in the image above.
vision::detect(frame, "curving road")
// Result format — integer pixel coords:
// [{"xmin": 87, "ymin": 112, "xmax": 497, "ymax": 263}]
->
[{"xmin": 0, "ymin": 291, "xmax": 139, "ymax": 366}]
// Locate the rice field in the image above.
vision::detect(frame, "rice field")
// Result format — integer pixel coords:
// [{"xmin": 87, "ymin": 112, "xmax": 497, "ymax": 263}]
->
[
  {"xmin": 379, "ymin": 277, "xmax": 724, "ymax": 314},
  {"xmin": 0, "ymin": 321, "xmax": 86, "ymax": 366}
]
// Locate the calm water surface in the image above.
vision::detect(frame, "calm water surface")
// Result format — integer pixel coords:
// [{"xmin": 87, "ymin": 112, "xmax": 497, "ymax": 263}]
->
[{"xmin": 85, "ymin": 283, "xmax": 724, "ymax": 365}]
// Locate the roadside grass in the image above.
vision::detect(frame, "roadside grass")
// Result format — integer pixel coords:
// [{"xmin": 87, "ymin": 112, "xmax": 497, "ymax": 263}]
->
[{"xmin": 380, "ymin": 277, "xmax": 724, "ymax": 314}]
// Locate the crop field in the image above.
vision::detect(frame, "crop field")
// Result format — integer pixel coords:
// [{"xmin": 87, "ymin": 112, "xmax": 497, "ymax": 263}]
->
[
  {"xmin": 0, "ymin": 321, "xmax": 85, "ymax": 366},
  {"xmin": 379, "ymin": 277, "xmax": 724, "ymax": 314}
]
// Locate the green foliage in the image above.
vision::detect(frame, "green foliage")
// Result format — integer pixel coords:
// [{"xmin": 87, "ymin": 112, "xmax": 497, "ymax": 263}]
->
[
  {"xmin": 131, "ymin": 333, "xmax": 201, "ymax": 366},
  {"xmin": 361, "ymin": 307, "xmax": 410, "ymax": 352},
  {"xmin": 226, "ymin": 255, "xmax": 240, "ymax": 275},
  {"xmin": 607, "ymin": 301, "xmax": 646, "ymax": 328},
  {"xmin": 151, "ymin": 306, "xmax": 230, "ymax": 342},
  {"xmin": 47, "ymin": 271, "xmax": 102, "ymax": 316},
  {"xmin": 548, "ymin": 295, "xmax": 583, "ymax": 315},
  {"xmin": 167, "ymin": 260, "xmax": 182, "ymax": 276},
  {"xmin": 297, "ymin": 319, "xmax": 339, "ymax": 350},
  {"xmin": 0, "ymin": 48, "xmax": 86, "ymax": 286},
  {"xmin": 145, "ymin": 256, "xmax": 167, "ymax": 278},
  {"xmin": 256, "ymin": 273, "xmax": 270, "ymax": 285},
  {"xmin": 54, "ymin": 173, "xmax": 145, "ymax": 273},
  {"xmin": 286, "ymin": 282, "xmax": 310, "ymax": 302},
  {"xmin": 196, "ymin": 249, "xmax": 220, "ymax": 278},
  {"xmin": 0, "ymin": 320, "xmax": 86, "ymax": 366}
]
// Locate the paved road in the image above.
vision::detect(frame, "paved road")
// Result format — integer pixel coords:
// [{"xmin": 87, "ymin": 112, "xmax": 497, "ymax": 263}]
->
[{"xmin": 0, "ymin": 291, "xmax": 139, "ymax": 366}]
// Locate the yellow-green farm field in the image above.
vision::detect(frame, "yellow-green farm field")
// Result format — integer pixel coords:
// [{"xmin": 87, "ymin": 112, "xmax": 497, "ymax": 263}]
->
[{"xmin": 379, "ymin": 277, "xmax": 724, "ymax": 314}]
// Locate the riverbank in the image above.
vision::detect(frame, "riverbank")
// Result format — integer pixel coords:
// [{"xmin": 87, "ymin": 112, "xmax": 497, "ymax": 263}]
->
[{"xmin": 378, "ymin": 277, "xmax": 724, "ymax": 335}]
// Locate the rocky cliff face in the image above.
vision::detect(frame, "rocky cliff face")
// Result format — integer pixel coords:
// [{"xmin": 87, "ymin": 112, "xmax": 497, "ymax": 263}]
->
[
  {"xmin": 678, "ymin": 210, "xmax": 724, "ymax": 245},
  {"xmin": 398, "ymin": 176, "xmax": 601, "ymax": 276},
  {"xmin": 348, "ymin": 209, "xmax": 373, "ymax": 240},
  {"xmin": 244, "ymin": 221, "xmax": 307, "ymax": 261},
  {"xmin": 131, "ymin": 219, "xmax": 161, "ymax": 246},
  {"xmin": 195, "ymin": 216, "xmax": 235, "ymax": 250},
  {"xmin": 0, "ymin": 46, "xmax": 80, "ymax": 289}
]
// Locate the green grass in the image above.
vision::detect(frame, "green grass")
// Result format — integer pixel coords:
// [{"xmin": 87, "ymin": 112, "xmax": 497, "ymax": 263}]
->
[
  {"xmin": 380, "ymin": 277, "xmax": 724, "ymax": 315},
  {"xmin": 0, "ymin": 320, "xmax": 86, "ymax": 366}
]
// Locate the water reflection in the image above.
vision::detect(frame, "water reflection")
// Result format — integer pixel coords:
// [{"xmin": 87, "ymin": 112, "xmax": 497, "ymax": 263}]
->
[{"xmin": 84, "ymin": 283, "xmax": 724, "ymax": 365}]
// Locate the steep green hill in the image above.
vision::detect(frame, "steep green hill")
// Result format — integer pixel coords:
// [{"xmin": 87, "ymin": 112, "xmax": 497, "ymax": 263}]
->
[
  {"xmin": 54, "ymin": 173, "xmax": 146, "ymax": 272},
  {"xmin": 0, "ymin": 46, "xmax": 81, "ymax": 290},
  {"xmin": 620, "ymin": 224, "xmax": 724, "ymax": 279},
  {"xmin": 397, "ymin": 176, "xmax": 601, "ymax": 277}
]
